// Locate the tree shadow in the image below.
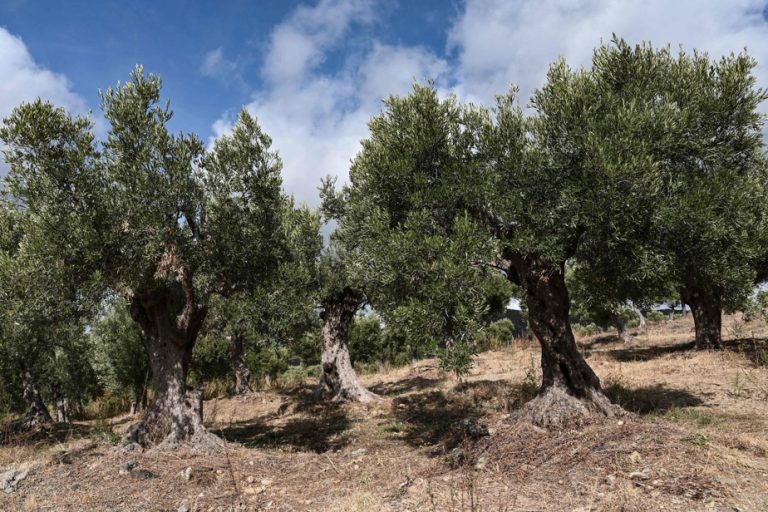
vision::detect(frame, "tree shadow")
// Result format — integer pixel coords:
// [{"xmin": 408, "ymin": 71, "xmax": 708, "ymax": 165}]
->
[
  {"xmin": 216, "ymin": 409, "xmax": 351, "ymax": 453},
  {"xmin": 725, "ymin": 337, "xmax": 768, "ymax": 367},
  {"xmin": 1, "ymin": 421, "xmax": 97, "ymax": 447},
  {"xmin": 392, "ymin": 390, "xmax": 474, "ymax": 448},
  {"xmin": 604, "ymin": 383, "xmax": 707, "ymax": 415},
  {"xmin": 369, "ymin": 376, "xmax": 443, "ymax": 397},
  {"xmin": 580, "ymin": 333, "xmax": 624, "ymax": 349},
  {"xmin": 598, "ymin": 340, "xmax": 696, "ymax": 362},
  {"xmin": 390, "ymin": 379, "xmax": 525, "ymax": 451}
]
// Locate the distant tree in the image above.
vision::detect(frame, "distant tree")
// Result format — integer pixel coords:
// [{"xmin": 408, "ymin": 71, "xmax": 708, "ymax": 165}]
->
[
  {"xmin": 91, "ymin": 298, "xmax": 150, "ymax": 415},
  {"xmin": 198, "ymin": 202, "xmax": 322, "ymax": 394},
  {"xmin": 0, "ymin": 68, "xmax": 287, "ymax": 450}
]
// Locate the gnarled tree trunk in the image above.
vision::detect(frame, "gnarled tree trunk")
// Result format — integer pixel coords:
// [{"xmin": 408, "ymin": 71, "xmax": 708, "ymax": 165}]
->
[
  {"xmin": 53, "ymin": 386, "xmax": 70, "ymax": 423},
  {"xmin": 629, "ymin": 301, "xmax": 646, "ymax": 332},
  {"xmin": 3, "ymin": 371, "xmax": 53, "ymax": 442},
  {"xmin": 21, "ymin": 370, "xmax": 53, "ymax": 427},
  {"xmin": 130, "ymin": 379, "xmax": 148, "ymax": 415},
  {"xmin": 613, "ymin": 313, "xmax": 630, "ymax": 343},
  {"xmin": 229, "ymin": 331, "xmax": 252, "ymax": 395},
  {"xmin": 314, "ymin": 288, "xmax": 379, "ymax": 403},
  {"xmin": 680, "ymin": 286, "xmax": 722, "ymax": 350},
  {"xmin": 505, "ymin": 256, "xmax": 621, "ymax": 428},
  {"xmin": 120, "ymin": 290, "xmax": 224, "ymax": 452}
]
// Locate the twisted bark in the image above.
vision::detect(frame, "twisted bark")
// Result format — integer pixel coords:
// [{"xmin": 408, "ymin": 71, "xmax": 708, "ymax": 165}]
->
[
  {"xmin": 229, "ymin": 331, "xmax": 252, "ymax": 395},
  {"xmin": 314, "ymin": 288, "xmax": 379, "ymax": 403},
  {"xmin": 505, "ymin": 255, "xmax": 622, "ymax": 428},
  {"xmin": 681, "ymin": 286, "xmax": 722, "ymax": 349},
  {"xmin": 120, "ymin": 289, "xmax": 224, "ymax": 452}
]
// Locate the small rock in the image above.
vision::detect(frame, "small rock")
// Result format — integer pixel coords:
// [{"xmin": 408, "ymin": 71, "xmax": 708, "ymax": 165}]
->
[
  {"xmin": 474, "ymin": 456, "xmax": 487, "ymax": 470},
  {"xmin": 617, "ymin": 420, "xmax": 625, "ymax": 426},
  {"xmin": 460, "ymin": 418, "xmax": 489, "ymax": 439},
  {"xmin": 131, "ymin": 469, "xmax": 158, "ymax": 480},
  {"xmin": 629, "ymin": 451, "xmax": 642, "ymax": 464},
  {"xmin": 246, "ymin": 475, "xmax": 255, "ymax": 484},
  {"xmin": 0, "ymin": 469, "xmax": 29, "ymax": 494},
  {"xmin": 604, "ymin": 475, "xmax": 616, "ymax": 486},
  {"xmin": 716, "ymin": 476, "xmax": 737, "ymax": 486},
  {"xmin": 177, "ymin": 503, "xmax": 191, "ymax": 512},
  {"xmin": 350, "ymin": 448, "xmax": 368, "ymax": 457},
  {"xmin": 652, "ymin": 480, "xmax": 663, "ymax": 486},
  {"xmin": 118, "ymin": 461, "xmax": 139, "ymax": 475},
  {"xmin": 629, "ymin": 471, "xmax": 650, "ymax": 480},
  {"xmin": 260, "ymin": 478, "xmax": 273, "ymax": 486}
]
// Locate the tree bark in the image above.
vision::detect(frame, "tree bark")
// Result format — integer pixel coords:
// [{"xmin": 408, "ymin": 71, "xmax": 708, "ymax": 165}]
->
[
  {"xmin": 504, "ymin": 256, "xmax": 621, "ymax": 428},
  {"xmin": 3, "ymin": 371, "xmax": 53, "ymax": 442},
  {"xmin": 613, "ymin": 313, "xmax": 630, "ymax": 343},
  {"xmin": 130, "ymin": 384, "xmax": 147, "ymax": 416},
  {"xmin": 120, "ymin": 290, "xmax": 224, "ymax": 452},
  {"xmin": 629, "ymin": 302, "xmax": 646, "ymax": 331},
  {"xmin": 53, "ymin": 386, "xmax": 70, "ymax": 423},
  {"xmin": 314, "ymin": 288, "xmax": 379, "ymax": 403},
  {"xmin": 680, "ymin": 286, "xmax": 723, "ymax": 349},
  {"xmin": 229, "ymin": 331, "xmax": 252, "ymax": 395}
]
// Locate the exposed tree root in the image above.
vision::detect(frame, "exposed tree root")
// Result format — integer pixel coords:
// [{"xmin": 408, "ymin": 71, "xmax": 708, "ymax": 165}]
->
[
  {"xmin": 507, "ymin": 385, "xmax": 627, "ymax": 430},
  {"xmin": 118, "ymin": 390, "xmax": 227, "ymax": 454}
]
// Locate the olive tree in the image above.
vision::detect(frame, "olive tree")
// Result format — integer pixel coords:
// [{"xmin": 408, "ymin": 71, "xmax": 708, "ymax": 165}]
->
[{"xmin": 0, "ymin": 68, "xmax": 287, "ymax": 450}]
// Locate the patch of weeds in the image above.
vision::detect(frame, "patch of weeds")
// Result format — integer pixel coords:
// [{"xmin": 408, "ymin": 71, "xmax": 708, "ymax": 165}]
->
[
  {"xmin": 662, "ymin": 407, "xmax": 720, "ymax": 428},
  {"xmin": 727, "ymin": 370, "xmax": 756, "ymax": 399},
  {"xmin": 92, "ymin": 418, "xmax": 120, "ymax": 445},
  {"xmin": 684, "ymin": 433, "xmax": 710, "ymax": 446},
  {"xmin": 382, "ymin": 421, "xmax": 407, "ymax": 434},
  {"xmin": 520, "ymin": 355, "xmax": 540, "ymax": 401}
]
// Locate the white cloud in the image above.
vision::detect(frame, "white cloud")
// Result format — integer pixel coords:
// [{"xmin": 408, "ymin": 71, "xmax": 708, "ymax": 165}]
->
[
  {"xmin": 212, "ymin": 0, "xmax": 768, "ymax": 205},
  {"xmin": 211, "ymin": 0, "xmax": 448, "ymax": 206},
  {"xmin": 262, "ymin": 0, "xmax": 376, "ymax": 85},
  {"xmin": 0, "ymin": 27, "xmax": 89, "ymax": 175},
  {"xmin": 449, "ymin": 0, "xmax": 768, "ymax": 106},
  {"xmin": 200, "ymin": 47, "xmax": 238, "ymax": 79}
]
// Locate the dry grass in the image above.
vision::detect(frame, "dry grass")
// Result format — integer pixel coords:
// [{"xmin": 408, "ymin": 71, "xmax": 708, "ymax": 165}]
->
[{"xmin": 2, "ymin": 314, "xmax": 768, "ymax": 511}]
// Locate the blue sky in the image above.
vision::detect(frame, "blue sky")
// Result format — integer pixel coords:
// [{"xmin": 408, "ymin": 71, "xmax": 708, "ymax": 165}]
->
[{"xmin": 3, "ymin": 0, "xmax": 768, "ymax": 203}]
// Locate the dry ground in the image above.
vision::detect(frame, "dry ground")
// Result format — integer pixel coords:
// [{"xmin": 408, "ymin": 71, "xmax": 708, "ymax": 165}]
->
[{"xmin": 2, "ymin": 314, "xmax": 768, "ymax": 511}]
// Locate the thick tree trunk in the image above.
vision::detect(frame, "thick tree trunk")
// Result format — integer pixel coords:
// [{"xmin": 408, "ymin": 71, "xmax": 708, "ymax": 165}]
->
[
  {"xmin": 505, "ymin": 257, "xmax": 621, "ymax": 428},
  {"xmin": 681, "ymin": 286, "xmax": 723, "ymax": 350},
  {"xmin": 129, "ymin": 385, "xmax": 147, "ymax": 416},
  {"xmin": 629, "ymin": 302, "xmax": 645, "ymax": 331},
  {"xmin": 53, "ymin": 387, "xmax": 70, "ymax": 423},
  {"xmin": 22, "ymin": 370, "xmax": 53, "ymax": 427},
  {"xmin": 613, "ymin": 314, "xmax": 630, "ymax": 343},
  {"xmin": 229, "ymin": 332, "xmax": 252, "ymax": 395},
  {"xmin": 120, "ymin": 291, "xmax": 224, "ymax": 452},
  {"xmin": 314, "ymin": 288, "xmax": 379, "ymax": 403}
]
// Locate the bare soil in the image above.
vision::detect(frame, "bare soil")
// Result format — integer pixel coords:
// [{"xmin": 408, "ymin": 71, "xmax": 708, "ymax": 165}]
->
[{"xmin": 2, "ymin": 314, "xmax": 767, "ymax": 511}]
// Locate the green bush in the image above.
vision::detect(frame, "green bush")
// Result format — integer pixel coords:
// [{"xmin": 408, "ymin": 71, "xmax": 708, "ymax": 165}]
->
[{"xmin": 479, "ymin": 319, "xmax": 515, "ymax": 350}]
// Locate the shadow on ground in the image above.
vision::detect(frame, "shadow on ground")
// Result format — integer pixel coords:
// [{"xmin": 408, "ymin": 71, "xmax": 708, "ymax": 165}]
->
[
  {"xmin": 726, "ymin": 337, "xmax": 768, "ymax": 367},
  {"xmin": 370, "ymin": 376, "xmax": 443, "ymax": 396},
  {"xmin": 604, "ymin": 383, "xmax": 707, "ymax": 415},
  {"xmin": 390, "ymin": 378, "xmax": 535, "ymax": 450},
  {"xmin": 216, "ymin": 409, "xmax": 351, "ymax": 453},
  {"xmin": 597, "ymin": 341, "xmax": 696, "ymax": 362},
  {"xmin": 1, "ymin": 421, "xmax": 98, "ymax": 447}
]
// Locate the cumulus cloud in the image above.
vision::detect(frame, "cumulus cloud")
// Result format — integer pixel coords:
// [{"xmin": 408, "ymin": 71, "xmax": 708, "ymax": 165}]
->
[
  {"xmin": 200, "ymin": 47, "xmax": 238, "ymax": 79},
  {"xmin": 449, "ymin": 0, "xmax": 768, "ymax": 106},
  {"xmin": 211, "ymin": 0, "xmax": 448, "ymax": 205},
  {"xmin": 211, "ymin": 0, "xmax": 768, "ymax": 205},
  {"xmin": 0, "ymin": 27, "xmax": 89, "ymax": 175}
]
